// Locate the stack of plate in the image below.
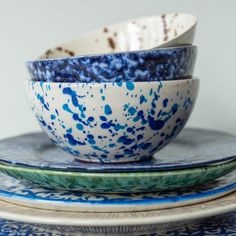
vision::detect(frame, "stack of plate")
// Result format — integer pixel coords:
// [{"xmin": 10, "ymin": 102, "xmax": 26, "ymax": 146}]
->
[
  {"xmin": 0, "ymin": 129, "xmax": 235, "ymax": 234},
  {"xmin": 0, "ymin": 13, "xmax": 235, "ymax": 235}
]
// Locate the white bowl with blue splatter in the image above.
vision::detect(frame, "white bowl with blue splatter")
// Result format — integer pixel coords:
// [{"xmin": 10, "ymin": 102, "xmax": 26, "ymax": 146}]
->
[{"xmin": 25, "ymin": 79, "xmax": 199, "ymax": 163}]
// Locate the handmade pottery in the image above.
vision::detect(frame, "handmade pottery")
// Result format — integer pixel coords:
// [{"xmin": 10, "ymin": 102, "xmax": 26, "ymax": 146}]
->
[
  {"xmin": 0, "ymin": 192, "xmax": 235, "ymax": 234},
  {"xmin": 0, "ymin": 211, "xmax": 235, "ymax": 235},
  {"xmin": 27, "ymin": 45, "xmax": 196, "ymax": 83},
  {"xmin": 0, "ymin": 172, "xmax": 235, "ymax": 212},
  {"xmin": 0, "ymin": 128, "xmax": 235, "ymax": 172},
  {"xmin": 25, "ymin": 79, "xmax": 199, "ymax": 163},
  {"xmin": 0, "ymin": 160, "xmax": 235, "ymax": 193},
  {"xmin": 37, "ymin": 13, "xmax": 197, "ymax": 58}
]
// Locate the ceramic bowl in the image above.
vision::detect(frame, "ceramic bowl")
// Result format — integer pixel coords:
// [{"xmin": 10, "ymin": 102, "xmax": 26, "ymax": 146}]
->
[
  {"xmin": 26, "ymin": 45, "xmax": 197, "ymax": 83},
  {"xmin": 38, "ymin": 13, "xmax": 197, "ymax": 59},
  {"xmin": 25, "ymin": 78, "xmax": 199, "ymax": 163}
]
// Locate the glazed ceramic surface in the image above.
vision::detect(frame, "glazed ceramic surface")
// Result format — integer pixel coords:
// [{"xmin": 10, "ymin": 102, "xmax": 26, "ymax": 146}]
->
[
  {"xmin": 25, "ymin": 79, "xmax": 199, "ymax": 163},
  {"xmin": 38, "ymin": 13, "xmax": 196, "ymax": 58},
  {"xmin": 0, "ymin": 160, "xmax": 235, "ymax": 193},
  {"xmin": 0, "ymin": 171, "xmax": 235, "ymax": 213},
  {"xmin": 0, "ymin": 212, "xmax": 235, "ymax": 236},
  {"xmin": 0, "ymin": 192, "xmax": 235, "ymax": 234},
  {"xmin": 0, "ymin": 129, "xmax": 236, "ymax": 172},
  {"xmin": 27, "ymin": 45, "xmax": 196, "ymax": 83}
]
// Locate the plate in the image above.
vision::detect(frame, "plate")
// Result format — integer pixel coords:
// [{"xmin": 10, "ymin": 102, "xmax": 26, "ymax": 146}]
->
[
  {"xmin": 0, "ymin": 172, "xmax": 235, "ymax": 212},
  {"xmin": 0, "ymin": 159, "xmax": 235, "ymax": 193},
  {"xmin": 0, "ymin": 128, "xmax": 236, "ymax": 172},
  {"xmin": 0, "ymin": 211, "xmax": 235, "ymax": 235},
  {"xmin": 0, "ymin": 191, "xmax": 235, "ymax": 234}
]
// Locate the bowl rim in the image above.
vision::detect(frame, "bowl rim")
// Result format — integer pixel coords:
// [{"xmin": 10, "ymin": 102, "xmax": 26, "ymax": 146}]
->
[{"xmin": 25, "ymin": 77, "xmax": 199, "ymax": 86}]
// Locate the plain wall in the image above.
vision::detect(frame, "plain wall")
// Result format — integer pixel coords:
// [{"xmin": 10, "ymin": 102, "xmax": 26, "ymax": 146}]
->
[{"xmin": 0, "ymin": 0, "xmax": 235, "ymax": 139}]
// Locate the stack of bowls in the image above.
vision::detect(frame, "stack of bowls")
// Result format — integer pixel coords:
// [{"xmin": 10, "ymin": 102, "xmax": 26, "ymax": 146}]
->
[
  {"xmin": 0, "ymin": 13, "xmax": 236, "ymax": 235},
  {"xmin": 25, "ymin": 13, "xmax": 199, "ymax": 164}
]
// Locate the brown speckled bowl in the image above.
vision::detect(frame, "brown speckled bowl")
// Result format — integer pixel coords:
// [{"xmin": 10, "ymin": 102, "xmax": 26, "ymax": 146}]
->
[{"xmin": 39, "ymin": 13, "xmax": 197, "ymax": 59}]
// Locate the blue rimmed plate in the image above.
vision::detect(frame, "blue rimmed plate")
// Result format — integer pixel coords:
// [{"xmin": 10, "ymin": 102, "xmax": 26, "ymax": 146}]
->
[
  {"xmin": 0, "ymin": 128, "xmax": 236, "ymax": 172},
  {"xmin": 0, "ymin": 190, "xmax": 235, "ymax": 234},
  {"xmin": 0, "ymin": 171, "xmax": 235, "ymax": 212}
]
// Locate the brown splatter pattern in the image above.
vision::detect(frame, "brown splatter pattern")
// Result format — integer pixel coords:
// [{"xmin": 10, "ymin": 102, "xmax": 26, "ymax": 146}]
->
[
  {"xmin": 103, "ymin": 27, "xmax": 108, "ymax": 33},
  {"xmin": 64, "ymin": 49, "xmax": 75, "ymax": 57},
  {"xmin": 108, "ymin": 37, "xmax": 116, "ymax": 50},
  {"xmin": 43, "ymin": 47, "xmax": 75, "ymax": 58},
  {"xmin": 161, "ymin": 14, "xmax": 168, "ymax": 41}
]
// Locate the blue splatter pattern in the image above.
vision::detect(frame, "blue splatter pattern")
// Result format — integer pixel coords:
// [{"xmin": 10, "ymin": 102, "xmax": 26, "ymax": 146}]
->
[
  {"xmin": 25, "ymin": 79, "xmax": 199, "ymax": 163},
  {"xmin": 26, "ymin": 46, "xmax": 197, "ymax": 83}
]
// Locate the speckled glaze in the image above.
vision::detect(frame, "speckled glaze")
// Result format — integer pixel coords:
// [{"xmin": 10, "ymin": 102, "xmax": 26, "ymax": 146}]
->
[
  {"xmin": 0, "ymin": 129, "xmax": 235, "ymax": 172},
  {"xmin": 0, "ymin": 159, "xmax": 235, "ymax": 193},
  {"xmin": 27, "ymin": 46, "xmax": 196, "ymax": 83},
  {"xmin": 0, "ymin": 171, "xmax": 235, "ymax": 213},
  {"xmin": 37, "ymin": 13, "xmax": 197, "ymax": 58},
  {"xmin": 25, "ymin": 79, "xmax": 199, "ymax": 163}
]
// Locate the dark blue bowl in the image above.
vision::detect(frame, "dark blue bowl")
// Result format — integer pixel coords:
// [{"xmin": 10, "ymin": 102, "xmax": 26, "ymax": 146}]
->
[{"xmin": 26, "ymin": 45, "xmax": 197, "ymax": 83}]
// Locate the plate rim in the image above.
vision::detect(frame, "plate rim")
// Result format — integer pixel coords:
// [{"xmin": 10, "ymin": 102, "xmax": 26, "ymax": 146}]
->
[
  {"xmin": 1, "ymin": 128, "xmax": 236, "ymax": 172},
  {"xmin": 0, "ymin": 170, "xmax": 235, "ymax": 203},
  {"xmin": 0, "ymin": 169, "xmax": 235, "ymax": 212},
  {"xmin": 0, "ymin": 158, "xmax": 236, "ymax": 177},
  {"xmin": 0, "ymin": 191, "xmax": 235, "ymax": 226}
]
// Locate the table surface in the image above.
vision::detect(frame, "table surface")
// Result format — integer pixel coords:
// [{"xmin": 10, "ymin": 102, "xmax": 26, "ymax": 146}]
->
[{"xmin": 0, "ymin": 211, "xmax": 235, "ymax": 236}]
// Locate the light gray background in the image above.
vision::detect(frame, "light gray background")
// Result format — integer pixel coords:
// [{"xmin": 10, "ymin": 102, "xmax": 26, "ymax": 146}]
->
[{"xmin": 0, "ymin": 0, "xmax": 235, "ymax": 139}]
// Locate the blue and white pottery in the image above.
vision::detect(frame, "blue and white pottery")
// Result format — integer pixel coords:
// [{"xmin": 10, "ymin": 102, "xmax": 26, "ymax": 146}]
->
[
  {"xmin": 0, "ymin": 191, "xmax": 235, "ymax": 234},
  {"xmin": 25, "ymin": 79, "xmax": 199, "ymax": 163},
  {"xmin": 27, "ymin": 45, "xmax": 196, "ymax": 83},
  {"xmin": 35, "ymin": 13, "xmax": 196, "ymax": 58},
  {"xmin": 0, "ymin": 171, "xmax": 235, "ymax": 212},
  {"xmin": 0, "ymin": 212, "xmax": 235, "ymax": 236},
  {"xmin": 140, "ymin": 212, "xmax": 236, "ymax": 236},
  {"xmin": 0, "ymin": 128, "xmax": 235, "ymax": 171}
]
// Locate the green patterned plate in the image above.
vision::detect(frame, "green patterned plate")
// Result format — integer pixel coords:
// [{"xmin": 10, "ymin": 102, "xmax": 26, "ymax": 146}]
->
[{"xmin": 0, "ymin": 160, "xmax": 235, "ymax": 193}]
